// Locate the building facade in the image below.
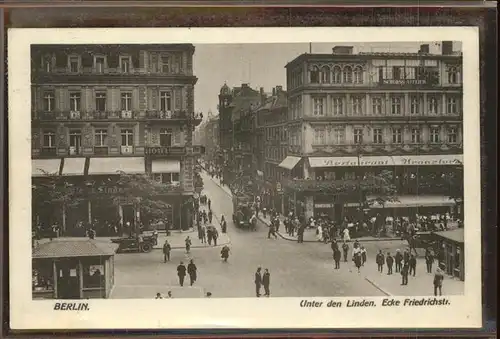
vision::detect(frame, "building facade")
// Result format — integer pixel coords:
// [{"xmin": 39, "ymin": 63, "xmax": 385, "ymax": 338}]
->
[
  {"xmin": 196, "ymin": 112, "xmax": 219, "ymax": 164},
  {"xmin": 31, "ymin": 44, "xmax": 203, "ymax": 233},
  {"xmin": 255, "ymin": 86, "xmax": 288, "ymax": 211},
  {"xmin": 282, "ymin": 42, "xmax": 463, "ymax": 221}
]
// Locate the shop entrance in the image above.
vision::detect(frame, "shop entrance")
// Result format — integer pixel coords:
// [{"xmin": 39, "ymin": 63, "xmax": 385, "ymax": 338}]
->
[
  {"xmin": 122, "ymin": 205, "xmax": 135, "ymax": 227},
  {"xmin": 56, "ymin": 260, "xmax": 80, "ymax": 299}
]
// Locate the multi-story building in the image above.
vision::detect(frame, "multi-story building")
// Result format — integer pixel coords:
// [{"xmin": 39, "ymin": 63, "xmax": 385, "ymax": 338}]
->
[
  {"xmin": 282, "ymin": 42, "xmax": 463, "ymax": 221},
  {"xmin": 255, "ymin": 86, "xmax": 288, "ymax": 211},
  {"xmin": 31, "ymin": 44, "xmax": 203, "ymax": 233},
  {"xmin": 217, "ymin": 83, "xmax": 261, "ymax": 185},
  {"xmin": 201, "ymin": 112, "xmax": 220, "ymax": 164}
]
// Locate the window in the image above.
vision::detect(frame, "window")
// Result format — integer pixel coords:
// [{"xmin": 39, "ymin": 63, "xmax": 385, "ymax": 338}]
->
[
  {"xmin": 391, "ymin": 97, "xmax": 402, "ymax": 115},
  {"xmin": 160, "ymin": 91, "xmax": 172, "ymax": 112},
  {"xmin": 95, "ymin": 92, "xmax": 106, "ymax": 112},
  {"xmin": 430, "ymin": 127, "xmax": 440, "ymax": 143},
  {"xmin": 353, "ymin": 66, "xmax": 363, "ymax": 84},
  {"xmin": 352, "ymin": 96, "xmax": 363, "ymax": 115},
  {"xmin": 172, "ymin": 173, "xmax": 180, "ymax": 182},
  {"xmin": 447, "ymin": 97, "xmax": 458, "ymax": 114},
  {"xmin": 392, "ymin": 128, "xmax": 402, "ymax": 144},
  {"xmin": 43, "ymin": 130, "xmax": 55, "ymax": 148},
  {"xmin": 95, "ymin": 57, "xmax": 105, "ymax": 73},
  {"xmin": 69, "ymin": 130, "xmax": 82, "ymax": 154},
  {"xmin": 373, "ymin": 128, "xmax": 383, "ymax": 144},
  {"xmin": 69, "ymin": 56, "xmax": 79, "ymax": 73},
  {"xmin": 343, "ymin": 66, "xmax": 352, "ymax": 83},
  {"xmin": 43, "ymin": 56, "xmax": 52, "ymax": 73},
  {"xmin": 354, "ymin": 128, "xmax": 363, "ymax": 144},
  {"xmin": 331, "ymin": 97, "xmax": 343, "ymax": 115},
  {"xmin": 393, "ymin": 66, "xmax": 403, "ymax": 80},
  {"xmin": 428, "ymin": 97, "xmax": 439, "ymax": 114},
  {"xmin": 411, "ymin": 127, "xmax": 421, "ymax": 143},
  {"xmin": 313, "ymin": 97, "xmax": 324, "ymax": 116},
  {"xmin": 121, "ymin": 129, "xmax": 133, "ymax": 146},
  {"xmin": 120, "ymin": 56, "xmax": 131, "ymax": 73},
  {"xmin": 310, "ymin": 66, "xmax": 319, "ymax": 83},
  {"xmin": 69, "ymin": 92, "xmax": 81, "ymax": 111},
  {"xmin": 121, "ymin": 92, "xmax": 132, "ymax": 111},
  {"xmin": 82, "ymin": 264, "xmax": 105, "ymax": 289},
  {"xmin": 43, "ymin": 92, "xmax": 55, "ymax": 112},
  {"xmin": 447, "ymin": 127, "xmax": 457, "ymax": 143},
  {"xmin": 94, "ymin": 129, "xmax": 107, "ymax": 147},
  {"xmin": 372, "ymin": 97, "xmax": 382, "ymax": 115},
  {"xmin": 448, "ymin": 67, "xmax": 458, "ymax": 84},
  {"xmin": 161, "ymin": 56, "xmax": 170, "ymax": 73},
  {"xmin": 160, "ymin": 128, "xmax": 172, "ymax": 147},
  {"xmin": 410, "ymin": 97, "xmax": 420, "ymax": 115},
  {"xmin": 321, "ymin": 66, "xmax": 330, "ymax": 83},
  {"xmin": 314, "ymin": 128, "xmax": 326, "ymax": 145},
  {"xmin": 332, "ymin": 66, "xmax": 342, "ymax": 84}
]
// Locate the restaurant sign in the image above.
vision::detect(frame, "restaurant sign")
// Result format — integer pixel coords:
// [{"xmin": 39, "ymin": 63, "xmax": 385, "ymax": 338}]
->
[
  {"xmin": 145, "ymin": 147, "xmax": 186, "ymax": 156},
  {"xmin": 310, "ymin": 154, "xmax": 463, "ymax": 168},
  {"xmin": 380, "ymin": 79, "xmax": 427, "ymax": 85}
]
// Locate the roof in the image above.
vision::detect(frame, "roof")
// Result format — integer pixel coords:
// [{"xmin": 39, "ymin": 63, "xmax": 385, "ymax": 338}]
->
[
  {"xmin": 434, "ymin": 228, "xmax": 464, "ymax": 244},
  {"xmin": 33, "ymin": 240, "xmax": 117, "ymax": 259}
]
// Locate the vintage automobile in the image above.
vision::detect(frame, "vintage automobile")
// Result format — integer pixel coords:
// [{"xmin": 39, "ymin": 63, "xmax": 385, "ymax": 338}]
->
[
  {"xmin": 232, "ymin": 194, "xmax": 257, "ymax": 230},
  {"xmin": 111, "ymin": 231, "xmax": 158, "ymax": 253}
]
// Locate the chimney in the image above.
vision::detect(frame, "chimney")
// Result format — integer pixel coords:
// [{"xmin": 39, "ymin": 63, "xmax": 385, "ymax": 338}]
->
[
  {"xmin": 419, "ymin": 44, "xmax": 430, "ymax": 54},
  {"xmin": 276, "ymin": 85, "xmax": 283, "ymax": 93},
  {"xmin": 442, "ymin": 41, "xmax": 453, "ymax": 55},
  {"xmin": 332, "ymin": 46, "xmax": 354, "ymax": 55}
]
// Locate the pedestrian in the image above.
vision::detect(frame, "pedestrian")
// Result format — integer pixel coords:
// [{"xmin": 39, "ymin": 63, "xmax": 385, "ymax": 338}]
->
[
  {"xmin": 187, "ymin": 259, "xmax": 197, "ymax": 286},
  {"xmin": 409, "ymin": 254, "xmax": 417, "ymax": 277},
  {"xmin": 200, "ymin": 225, "xmax": 207, "ymax": 244},
  {"xmin": 268, "ymin": 223, "xmax": 278, "ymax": 239},
  {"xmin": 177, "ymin": 262, "xmax": 186, "ymax": 287},
  {"xmin": 155, "ymin": 292, "xmax": 163, "ymax": 299},
  {"xmin": 185, "ymin": 236, "xmax": 192, "ymax": 253},
  {"xmin": 433, "ymin": 267, "xmax": 444, "ymax": 296},
  {"xmin": 401, "ymin": 262, "xmax": 409, "ymax": 286},
  {"xmin": 386, "ymin": 252, "xmax": 394, "ymax": 275},
  {"xmin": 395, "ymin": 249, "xmax": 403, "ymax": 273},
  {"xmin": 220, "ymin": 245, "xmax": 230, "ymax": 262},
  {"xmin": 221, "ymin": 215, "xmax": 227, "ymax": 233},
  {"xmin": 316, "ymin": 224, "xmax": 323, "ymax": 242},
  {"xmin": 166, "ymin": 291, "xmax": 173, "ymax": 298},
  {"xmin": 208, "ymin": 199, "xmax": 211, "ymax": 211},
  {"xmin": 254, "ymin": 267, "xmax": 262, "ymax": 297},
  {"xmin": 376, "ymin": 250, "xmax": 385, "ymax": 273},
  {"xmin": 342, "ymin": 227, "xmax": 350, "ymax": 242},
  {"xmin": 207, "ymin": 228, "xmax": 213, "ymax": 245},
  {"xmin": 353, "ymin": 250, "xmax": 362, "ymax": 273},
  {"xmin": 360, "ymin": 246, "xmax": 367, "ymax": 266},
  {"xmin": 208, "ymin": 210, "xmax": 213, "ymax": 224},
  {"xmin": 205, "ymin": 292, "xmax": 212, "ymax": 298},
  {"xmin": 342, "ymin": 241, "xmax": 349, "ymax": 262},
  {"xmin": 331, "ymin": 239, "xmax": 339, "ymax": 253},
  {"xmin": 403, "ymin": 249, "xmax": 410, "ymax": 264},
  {"xmin": 163, "ymin": 240, "xmax": 171, "ymax": 262},
  {"xmin": 425, "ymin": 248, "xmax": 435, "ymax": 274},
  {"xmin": 262, "ymin": 269, "xmax": 271, "ymax": 297},
  {"xmin": 297, "ymin": 224, "xmax": 305, "ymax": 243},
  {"xmin": 212, "ymin": 228, "xmax": 219, "ymax": 246},
  {"xmin": 333, "ymin": 249, "xmax": 341, "ymax": 269}
]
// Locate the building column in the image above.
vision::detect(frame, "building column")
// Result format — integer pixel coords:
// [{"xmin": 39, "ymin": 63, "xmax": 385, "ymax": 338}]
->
[
  {"xmin": 52, "ymin": 260, "xmax": 58, "ymax": 299},
  {"xmin": 78, "ymin": 259, "xmax": 84, "ymax": 299},
  {"xmin": 365, "ymin": 94, "xmax": 369, "ymax": 115},
  {"xmin": 423, "ymin": 93, "xmax": 428, "ymax": 115},
  {"xmin": 404, "ymin": 93, "xmax": 410, "ymax": 115},
  {"xmin": 305, "ymin": 196, "xmax": 314, "ymax": 220},
  {"xmin": 442, "ymin": 93, "xmax": 447, "ymax": 114},
  {"xmin": 62, "ymin": 203, "xmax": 67, "ymax": 234},
  {"xmin": 345, "ymin": 94, "xmax": 351, "ymax": 116},
  {"xmin": 385, "ymin": 93, "xmax": 390, "ymax": 115}
]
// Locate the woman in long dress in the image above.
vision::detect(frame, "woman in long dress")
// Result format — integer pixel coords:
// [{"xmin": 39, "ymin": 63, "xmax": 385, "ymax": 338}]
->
[
  {"xmin": 343, "ymin": 227, "xmax": 351, "ymax": 242},
  {"xmin": 316, "ymin": 224, "xmax": 323, "ymax": 242}
]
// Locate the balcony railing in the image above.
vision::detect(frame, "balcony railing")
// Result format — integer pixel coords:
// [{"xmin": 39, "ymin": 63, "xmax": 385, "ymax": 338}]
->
[{"xmin": 94, "ymin": 146, "xmax": 109, "ymax": 156}]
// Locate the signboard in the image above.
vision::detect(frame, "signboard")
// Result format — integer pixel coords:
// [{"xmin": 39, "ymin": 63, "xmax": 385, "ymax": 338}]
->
[
  {"xmin": 276, "ymin": 182, "xmax": 282, "ymax": 193},
  {"xmin": 314, "ymin": 203, "xmax": 334, "ymax": 208},
  {"xmin": 309, "ymin": 154, "xmax": 463, "ymax": 168},
  {"xmin": 380, "ymin": 79, "xmax": 427, "ymax": 85},
  {"xmin": 145, "ymin": 147, "xmax": 186, "ymax": 156}
]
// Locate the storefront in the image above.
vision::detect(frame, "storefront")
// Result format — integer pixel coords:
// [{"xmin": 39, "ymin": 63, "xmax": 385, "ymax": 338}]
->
[
  {"xmin": 434, "ymin": 229, "xmax": 464, "ymax": 281},
  {"xmin": 368, "ymin": 195, "xmax": 458, "ymax": 218},
  {"xmin": 32, "ymin": 240, "xmax": 116, "ymax": 299}
]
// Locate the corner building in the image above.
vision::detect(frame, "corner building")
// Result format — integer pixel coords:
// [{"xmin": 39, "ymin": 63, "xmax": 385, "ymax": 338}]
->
[
  {"xmin": 31, "ymin": 44, "xmax": 202, "ymax": 233},
  {"xmin": 282, "ymin": 43, "xmax": 463, "ymax": 221}
]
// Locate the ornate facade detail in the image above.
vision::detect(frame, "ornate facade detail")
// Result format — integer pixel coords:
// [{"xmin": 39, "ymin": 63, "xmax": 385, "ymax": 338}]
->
[
  {"xmin": 56, "ymin": 123, "xmax": 67, "ymax": 148},
  {"xmin": 82, "ymin": 123, "xmax": 93, "ymax": 147}
]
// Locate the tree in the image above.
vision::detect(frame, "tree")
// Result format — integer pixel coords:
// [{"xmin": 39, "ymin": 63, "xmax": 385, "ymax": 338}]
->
[{"xmin": 362, "ymin": 170, "xmax": 399, "ymax": 208}]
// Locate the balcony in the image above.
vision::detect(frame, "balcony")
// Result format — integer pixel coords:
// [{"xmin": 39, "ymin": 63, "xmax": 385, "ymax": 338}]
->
[{"xmin": 146, "ymin": 111, "xmax": 203, "ymax": 126}]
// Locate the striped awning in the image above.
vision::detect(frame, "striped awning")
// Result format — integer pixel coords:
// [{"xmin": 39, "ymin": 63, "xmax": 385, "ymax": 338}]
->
[
  {"xmin": 32, "ymin": 159, "xmax": 61, "ymax": 177},
  {"xmin": 88, "ymin": 157, "xmax": 145, "ymax": 175},
  {"xmin": 151, "ymin": 159, "xmax": 181, "ymax": 173},
  {"xmin": 278, "ymin": 156, "xmax": 302, "ymax": 170},
  {"xmin": 62, "ymin": 158, "xmax": 86, "ymax": 176}
]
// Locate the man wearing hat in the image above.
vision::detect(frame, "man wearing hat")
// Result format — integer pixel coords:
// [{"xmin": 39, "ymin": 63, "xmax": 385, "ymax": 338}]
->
[
  {"xmin": 395, "ymin": 249, "xmax": 403, "ymax": 273},
  {"xmin": 433, "ymin": 268, "xmax": 444, "ymax": 296}
]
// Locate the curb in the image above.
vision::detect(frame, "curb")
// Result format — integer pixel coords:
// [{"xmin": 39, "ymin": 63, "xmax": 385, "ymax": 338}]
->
[
  {"xmin": 364, "ymin": 276, "xmax": 392, "ymax": 296},
  {"xmin": 153, "ymin": 241, "xmax": 231, "ymax": 251}
]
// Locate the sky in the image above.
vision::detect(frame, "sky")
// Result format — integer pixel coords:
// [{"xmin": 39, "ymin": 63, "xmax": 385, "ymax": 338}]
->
[{"xmin": 193, "ymin": 41, "xmax": 462, "ymax": 117}]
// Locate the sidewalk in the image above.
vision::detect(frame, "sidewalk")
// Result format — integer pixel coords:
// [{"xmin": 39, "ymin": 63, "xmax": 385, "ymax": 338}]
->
[
  {"xmin": 201, "ymin": 171, "xmax": 232, "ymax": 197},
  {"xmin": 363, "ymin": 258, "xmax": 464, "ymax": 296},
  {"xmin": 257, "ymin": 214, "xmax": 396, "ymax": 243},
  {"xmin": 110, "ymin": 285, "xmax": 206, "ymax": 299}
]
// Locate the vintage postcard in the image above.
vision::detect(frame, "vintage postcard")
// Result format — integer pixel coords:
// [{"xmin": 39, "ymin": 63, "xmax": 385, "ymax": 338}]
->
[{"xmin": 8, "ymin": 27, "xmax": 481, "ymax": 329}]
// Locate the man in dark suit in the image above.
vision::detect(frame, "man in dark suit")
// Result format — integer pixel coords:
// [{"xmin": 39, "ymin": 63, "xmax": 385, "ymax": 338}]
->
[
  {"xmin": 254, "ymin": 267, "xmax": 262, "ymax": 297},
  {"xmin": 177, "ymin": 262, "xmax": 186, "ymax": 287},
  {"xmin": 386, "ymin": 252, "xmax": 394, "ymax": 275},
  {"xmin": 262, "ymin": 269, "xmax": 271, "ymax": 297}
]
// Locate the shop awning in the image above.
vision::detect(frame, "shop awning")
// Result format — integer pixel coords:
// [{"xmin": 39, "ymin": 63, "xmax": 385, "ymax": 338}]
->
[
  {"xmin": 308, "ymin": 154, "xmax": 463, "ymax": 168},
  {"xmin": 434, "ymin": 229, "xmax": 464, "ymax": 244},
  {"xmin": 88, "ymin": 157, "xmax": 145, "ymax": 175},
  {"xmin": 32, "ymin": 159, "xmax": 61, "ymax": 177},
  {"xmin": 368, "ymin": 195, "xmax": 457, "ymax": 209},
  {"xmin": 62, "ymin": 157, "xmax": 86, "ymax": 176},
  {"xmin": 151, "ymin": 159, "xmax": 181, "ymax": 173},
  {"xmin": 278, "ymin": 156, "xmax": 302, "ymax": 170}
]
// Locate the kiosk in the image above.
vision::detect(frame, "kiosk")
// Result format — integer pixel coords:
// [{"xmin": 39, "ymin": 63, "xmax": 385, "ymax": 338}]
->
[
  {"xmin": 434, "ymin": 228, "xmax": 464, "ymax": 281},
  {"xmin": 32, "ymin": 240, "xmax": 116, "ymax": 299}
]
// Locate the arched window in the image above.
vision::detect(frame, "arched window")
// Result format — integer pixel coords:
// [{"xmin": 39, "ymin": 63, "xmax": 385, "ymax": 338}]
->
[
  {"xmin": 353, "ymin": 66, "xmax": 363, "ymax": 84},
  {"xmin": 332, "ymin": 66, "xmax": 342, "ymax": 84},
  {"xmin": 343, "ymin": 66, "xmax": 353, "ymax": 83},
  {"xmin": 310, "ymin": 66, "xmax": 320, "ymax": 83},
  {"xmin": 448, "ymin": 67, "xmax": 458, "ymax": 84},
  {"xmin": 320, "ymin": 65, "xmax": 330, "ymax": 83}
]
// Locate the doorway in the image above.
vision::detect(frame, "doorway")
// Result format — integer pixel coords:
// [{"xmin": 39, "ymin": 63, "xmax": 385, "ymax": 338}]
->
[
  {"xmin": 56, "ymin": 260, "xmax": 80, "ymax": 299},
  {"xmin": 122, "ymin": 204, "xmax": 135, "ymax": 228}
]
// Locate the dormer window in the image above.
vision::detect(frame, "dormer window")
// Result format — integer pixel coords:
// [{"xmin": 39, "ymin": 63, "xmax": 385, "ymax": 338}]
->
[
  {"xmin": 42, "ymin": 55, "xmax": 52, "ymax": 72},
  {"xmin": 68, "ymin": 55, "xmax": 80, "ymax": 73},
  {"xmin": 120, "ymin": 56, "xmax": 131, "ymax": 73},
  {"xmin": 94, "ymin": 56, "xmax": 106, "ymax": 73}
]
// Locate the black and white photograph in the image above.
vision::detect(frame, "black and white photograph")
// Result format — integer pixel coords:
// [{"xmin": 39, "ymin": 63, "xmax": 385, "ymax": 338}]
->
[{"xmin": 9, "ymin": 27, "xmax": 481, "ymax": 329}]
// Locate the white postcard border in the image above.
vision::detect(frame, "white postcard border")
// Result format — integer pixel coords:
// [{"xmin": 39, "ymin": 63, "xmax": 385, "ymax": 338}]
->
[{"xmin": 8, "ymin": 27, "xmax": 482, "ymax": 329}]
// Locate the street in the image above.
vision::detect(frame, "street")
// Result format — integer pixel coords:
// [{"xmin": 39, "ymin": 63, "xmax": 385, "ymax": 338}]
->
[{"xmin": 111, "ymin": 172, "xmax": 390, "ymax": 298}]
